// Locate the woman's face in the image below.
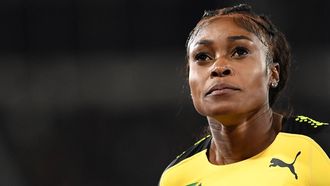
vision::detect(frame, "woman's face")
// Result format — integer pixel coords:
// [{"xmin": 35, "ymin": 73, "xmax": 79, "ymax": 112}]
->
[{"xmin": 188, "ymin": 16, "xmax": 278, "ymax": 122}]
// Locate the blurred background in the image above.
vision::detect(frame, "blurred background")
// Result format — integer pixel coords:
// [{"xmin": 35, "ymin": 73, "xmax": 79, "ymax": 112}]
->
[{"xmin": 0, "ymin": 0, "xmax": 329, "ymax": 185}]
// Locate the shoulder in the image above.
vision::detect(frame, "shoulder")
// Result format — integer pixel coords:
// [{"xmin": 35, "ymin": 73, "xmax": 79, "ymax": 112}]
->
[
  {"xmin": 275, "ymin": 132, "xmax": 330, "ymax": 184},
  {"xmin": 164, "ymin": 135, "xmax": 211, "ymax": 170},
  {"xmin": 282, "ymin": 115, "xmax": 329, "ymax": 157},
  {"xmin": 283, "ymin": 115, "xmax": 329, "ymax": 130},
  {"xmin": 275, "ymin": 132, "xmax": 329, "ymax": 161},
  {"xmin": 159, "ymin": 135, "xmax": 211, "ymax": 186}
]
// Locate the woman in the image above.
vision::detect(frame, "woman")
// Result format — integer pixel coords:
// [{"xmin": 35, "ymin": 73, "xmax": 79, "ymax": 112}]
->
[{"xmin": 159, "ymin": 4, "xmax": 329, "ymax": 186}]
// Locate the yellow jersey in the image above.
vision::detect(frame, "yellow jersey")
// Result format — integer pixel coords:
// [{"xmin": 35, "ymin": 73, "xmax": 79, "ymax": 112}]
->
[{"xmin": 160, "ymin": 124, "xmax": 330, "ymax": 186}]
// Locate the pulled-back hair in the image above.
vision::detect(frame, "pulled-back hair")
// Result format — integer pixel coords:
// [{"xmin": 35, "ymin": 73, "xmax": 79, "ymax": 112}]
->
[{"xmin": 186, "ymin": 4, "xmax": 291, "ymax": 107}]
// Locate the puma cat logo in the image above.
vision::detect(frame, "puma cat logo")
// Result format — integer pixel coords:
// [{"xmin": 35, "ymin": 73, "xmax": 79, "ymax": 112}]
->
[{"xmin": 269, "ymin": 151, "xmax": 301, "ymax": 179}]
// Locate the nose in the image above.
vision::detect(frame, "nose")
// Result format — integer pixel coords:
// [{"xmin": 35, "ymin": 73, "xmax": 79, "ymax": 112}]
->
[
  {"xmin": 210, "ymin": 61, "xmax": 233, "ymax": 78},
  {"xmin": 211, "ymin": 67, "xmax": 232, "ymax": 77}
]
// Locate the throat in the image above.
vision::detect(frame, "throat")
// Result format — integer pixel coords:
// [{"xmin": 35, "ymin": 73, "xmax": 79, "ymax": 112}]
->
[{"xmin": 207, "ymin": 111, "xmax": 282, "ymax": 165}]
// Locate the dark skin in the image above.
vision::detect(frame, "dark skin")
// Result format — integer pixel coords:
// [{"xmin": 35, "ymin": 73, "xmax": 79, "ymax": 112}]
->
[{"xmin": 188, "ymin": 15, "xmax": 281, "ymax": 165}]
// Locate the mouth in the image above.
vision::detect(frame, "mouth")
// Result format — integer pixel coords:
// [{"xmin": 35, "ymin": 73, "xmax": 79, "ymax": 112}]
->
[{"xmin": 205, "ymin": 83, "xmax": 241, "ymax": 97}]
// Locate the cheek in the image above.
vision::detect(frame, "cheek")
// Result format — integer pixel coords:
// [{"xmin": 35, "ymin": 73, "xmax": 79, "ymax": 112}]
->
[
  {"xmin": 188, "ymin": 66, "xmax": 207, "ymax": 115},
  {"xmin": 188, "ymin": 65, "xmax": 201, "ymax": 93},
  {"xmin": 241, "ymin": 65, "xmax": 270, "ymax": 102},
  {"xmin": 188, "ymin": 68, "xmax": 200, "ymax": 102}
]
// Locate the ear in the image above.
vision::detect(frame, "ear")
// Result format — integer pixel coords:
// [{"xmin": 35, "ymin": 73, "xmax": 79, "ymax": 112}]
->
[{"xmin": 269, "ymin": 63, "xmax": 280, "ymax": 86}]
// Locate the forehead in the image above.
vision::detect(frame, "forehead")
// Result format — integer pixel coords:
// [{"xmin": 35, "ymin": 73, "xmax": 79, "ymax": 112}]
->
[{"xmin": 192, "ymin": 16, "xmax": 261, "ymax": 43}]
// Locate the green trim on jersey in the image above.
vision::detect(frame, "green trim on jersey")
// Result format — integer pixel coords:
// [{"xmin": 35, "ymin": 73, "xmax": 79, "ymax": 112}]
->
[
  {"xmin": 160, "ymin": 115, "xmax": 330, "ymax": 186},
  {"xmin": 160, "ymin": 133, "xmax": 330, "ymax": 186}
]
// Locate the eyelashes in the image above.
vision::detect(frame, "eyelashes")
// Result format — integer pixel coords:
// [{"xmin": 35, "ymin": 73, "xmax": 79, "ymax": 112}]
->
[
  {"xmin": 231, "ymin": 46, "xmax": 249, "ymax": 58},
  {"xmin": 193, "ymin": 46, "xmax": 250, "ymax": 63},
  {"xmin": 194, "ymin": 52, "xmax": 212, "ymax": 62}
]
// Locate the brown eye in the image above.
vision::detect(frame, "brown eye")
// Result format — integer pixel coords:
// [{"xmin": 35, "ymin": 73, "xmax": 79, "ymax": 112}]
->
[
  {"xmin": 232, "ymin": 47, "xmax": 249, "ymax": 58},
  {"xmin": 194, "ymin": 53, "xmax": 212, "ymax": 62}
]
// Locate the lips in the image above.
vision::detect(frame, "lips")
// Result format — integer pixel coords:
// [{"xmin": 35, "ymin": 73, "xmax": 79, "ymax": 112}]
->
[{"xmin": 205, "ymin": 83, "xmax": 240, "ymax": 96}]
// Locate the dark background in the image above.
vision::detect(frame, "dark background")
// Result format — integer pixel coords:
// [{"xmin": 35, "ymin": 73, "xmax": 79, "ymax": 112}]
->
[{"xmin": 0, "ymin": 0, "xmax": 329, "ymax": 185}]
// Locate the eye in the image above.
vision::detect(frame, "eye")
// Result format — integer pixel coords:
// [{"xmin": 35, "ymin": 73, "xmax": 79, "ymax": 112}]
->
[
  {"xmin": 232, "ymin": 47, "xmax": 249, "ymax": 58},
  {"xmin": 194, "ymin": 52, "xmax": 212, "ymax": 62}
]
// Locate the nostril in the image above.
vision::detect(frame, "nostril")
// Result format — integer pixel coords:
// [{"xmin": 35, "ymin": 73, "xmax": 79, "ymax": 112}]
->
[
  {"xmin": 211, "ymin": 71, "xmax": 219, "ymax": 77},
  {"xmin": 221, "ymin": 69, "xmax": 231, "ymax": 76},
  {"xmin": 210, "ymin": 67, "xmax": 232, "ymax": 77}
]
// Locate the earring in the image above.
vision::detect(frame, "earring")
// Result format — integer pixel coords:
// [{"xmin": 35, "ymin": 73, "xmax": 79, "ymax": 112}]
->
[{"xmin": 271, "ymin": 81, "xmax": 278, "ymax": 88}]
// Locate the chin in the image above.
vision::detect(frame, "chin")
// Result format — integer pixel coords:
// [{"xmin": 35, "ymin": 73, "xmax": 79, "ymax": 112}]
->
[{"xmin": 198, "ymin": 103, "xmax": 240, "ymax": 117}]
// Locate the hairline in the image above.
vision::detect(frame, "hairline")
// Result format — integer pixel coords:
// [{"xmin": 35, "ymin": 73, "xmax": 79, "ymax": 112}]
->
[{"xmin": 186, "ymin": 14, "xmax": 272, "ymax": 64}]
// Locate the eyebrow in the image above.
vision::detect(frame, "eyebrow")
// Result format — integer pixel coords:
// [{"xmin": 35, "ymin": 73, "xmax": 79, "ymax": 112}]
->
[
  {"xmin": 227, "ymin": 35, "xmax": 253, "ymax": 42},
  {"xmin": 194, "ymin": 40, "xmax": 213, "ymax": 46},
  {"xmin": 194, "ymin": 35, "xmax": 253, "ymax": 47}
]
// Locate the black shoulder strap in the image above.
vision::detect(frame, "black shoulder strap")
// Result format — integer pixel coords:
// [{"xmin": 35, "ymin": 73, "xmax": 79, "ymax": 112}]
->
[
  {"xmin": 282, "ymin": 115, "xmax": 329, "ymax": 157},
  {"xmin": 165, "ymin": 135, "xmax": 211, "ymax": 170}
]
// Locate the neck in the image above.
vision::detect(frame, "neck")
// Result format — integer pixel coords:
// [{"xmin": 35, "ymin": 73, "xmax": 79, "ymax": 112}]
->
[{"xmin": 207, "ymin": 108, "xmax": 282, "ymax": 165}]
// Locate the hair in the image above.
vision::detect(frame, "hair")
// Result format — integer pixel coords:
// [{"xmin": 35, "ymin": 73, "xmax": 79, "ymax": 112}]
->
[{"xmin": 186, "ymin": 4, "xmax": 291, "ymax": 107}]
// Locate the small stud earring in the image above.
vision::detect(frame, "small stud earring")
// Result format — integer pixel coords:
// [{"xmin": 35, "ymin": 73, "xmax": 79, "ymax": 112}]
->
[{"xmin": 271, "ymin": 81, "xmax": 278, "ymax": 88}]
